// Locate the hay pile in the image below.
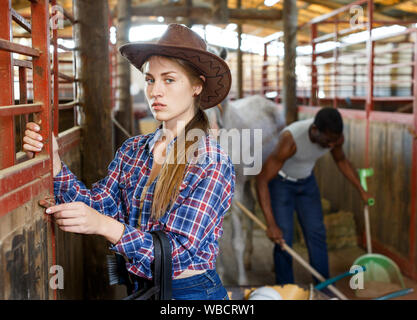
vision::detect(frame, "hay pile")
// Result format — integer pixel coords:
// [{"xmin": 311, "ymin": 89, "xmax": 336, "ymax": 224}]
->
[{"xmin": 295, "ymin": 199, "xmax": 357, "ymax": 250}]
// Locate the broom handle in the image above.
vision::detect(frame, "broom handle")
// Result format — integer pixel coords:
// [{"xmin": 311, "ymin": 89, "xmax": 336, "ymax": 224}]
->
[
  {"xmin": 364, "ymin": 205, "xmax": 372, "ymax": 253},
  {"xmin": 234, "ymin": 200, "xmax": 348, "ymax": 300}
]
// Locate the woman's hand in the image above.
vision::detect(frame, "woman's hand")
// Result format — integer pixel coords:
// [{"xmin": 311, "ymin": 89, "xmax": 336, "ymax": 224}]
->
[
  {"xmin": 45, "ymin": 202, "xmax": 125, "ymax": 244},
  {"xmin": 23, "ymin": 122, "xmax": 62, "ymax": 176}
]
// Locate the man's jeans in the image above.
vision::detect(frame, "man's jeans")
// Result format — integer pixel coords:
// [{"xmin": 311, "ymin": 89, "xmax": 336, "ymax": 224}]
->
[{"xmin": 268, "ymin": 174, "xmax": 329, "ymax": 285}]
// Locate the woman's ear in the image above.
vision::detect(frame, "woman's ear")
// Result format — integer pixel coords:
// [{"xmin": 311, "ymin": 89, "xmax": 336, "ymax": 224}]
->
[{"xmin": 193, "ymin": 76, "xmax": 205, "ymax": 96}]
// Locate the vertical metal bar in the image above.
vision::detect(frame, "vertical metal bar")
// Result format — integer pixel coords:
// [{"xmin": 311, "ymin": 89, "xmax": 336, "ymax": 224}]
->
[
  {"xmin": 237, "ymin": 23, "xmax": 243, "ymax": 99},
  {"xmin": 72, "ymin": 0, "xmax": 78, "ymax": 127},
  {"xmin": 250, "ymin": 53, "xmax": 254, "ymax": 96},
  {"xmin": 262, "ymin": 42, "xmax": 268, "ymax": 96},
  {"xmin": 52, "ymin": 0, "xmax": 59, "ymax": 136},
  {"xmin": 333, "ymin": 19, "xmax": 338, "ymax": 108},
  {"xmin": 365, "ymin": 0, "xmax": 374, "ymax": 168},
  {"xmin": 353, "ymin": 59, "xmax": 357, "ymax": 96},
  {"xmin": 108, "ymin": 14, "xmax": 113, "ymax": 113},
  {"xmin": 31, "ymin": 0, "xmax": 56, "ymax": 300},
  {"xmin": 0, "ymin": 0, "xmax": 16, "ymax": 168},
  {"xmin": 410, "ymin": 30, "xmax": 417, "ymax": 280},
  {"xmin": 19, "ymin": 66, "xmax": 28, "ymax": 152},
  {"xmin": 276, "ymin": 50, "xmax": 280, "ymax": 104},
  {"xmin": 310, "ymin": 23, "xmax": 317, "ymax": 106}
]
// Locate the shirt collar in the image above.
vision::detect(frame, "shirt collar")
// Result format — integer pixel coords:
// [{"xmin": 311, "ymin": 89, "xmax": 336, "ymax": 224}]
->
[{"xmin": 146, "ymin": 126, "xmax": 178, "ymax": 155}]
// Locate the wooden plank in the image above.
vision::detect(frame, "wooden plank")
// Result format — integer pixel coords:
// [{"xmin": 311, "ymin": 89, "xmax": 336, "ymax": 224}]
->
[
  {"xmin": 13, "ymin": 58, "xmax": 33, "ymax": 69},
  {"xmin": 0, "ymin": 155, "xmax": 50, "ymax": 196},
  {"xmin": 0, "ymin": 173, "xmax": 50, "ymax": 217},
  {"xmin": 0, "ymin": 103, "xmax": 42, "ymax": 117},
  {"xmin": 57, "ymin": 126, "xmax": 81, "ymax": 156},
  {"xmin": 0, "ymin": 39, "xmax": 40, "ymax": 57},
  {"xmin": 11, "ymin": 8, "xmax": 32, "ymax": 33}
]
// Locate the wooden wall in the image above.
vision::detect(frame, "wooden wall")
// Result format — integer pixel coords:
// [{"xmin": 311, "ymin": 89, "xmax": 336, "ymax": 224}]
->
[
  {"xmin": 299, "ymin": 110, "xmax": 416, "ymax": 278},
  {"xmin": 0, "ymin": 129, "xmax": 125, "ymax": 299}
]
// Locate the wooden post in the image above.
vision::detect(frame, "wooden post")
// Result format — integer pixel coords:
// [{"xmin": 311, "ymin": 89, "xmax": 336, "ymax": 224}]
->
[
  {"xmin": 283, "ymin": 0, "xmax": 298, "ymax": 124},
  {"xmin": 237, "ymin": 0, "xmax": 243, "ymax": 99},
  {"xmin": 74, "ymin": 0, "xmax": 116, "ymax": 299},
  {"xmin": 310, "ymin": 23, "xmax": 317, "ymax": 106},
  {"xmin": 262, "ymin": 42, "xmax": 268, "ymax": 95},
  {"xmin": 185, "ymin": 0, "xmax": 193, "ymax": 28},
  {"xmin": 115, "ymin": 0, "xmax": 132, "ymax": 149},
  {"xmin": 333, "ymin": 20, "xmax": 338, "ymax": 109},
  {"xmin": 74, "ymin": 0, "xmax": 113, "ymax": 187},
  {"xmin": 237, "ymin": 24, "xmax": 243, "ymax": 99}
]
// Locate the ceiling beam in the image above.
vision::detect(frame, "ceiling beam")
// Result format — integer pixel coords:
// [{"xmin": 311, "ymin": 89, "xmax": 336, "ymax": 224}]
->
[
  {"xmin": 301, "ymin": 0, "xmax": 398, "ymax": 22},
  {"xmin": 130, "ymin": 4, "xmax": 282, "ymax": 23}
]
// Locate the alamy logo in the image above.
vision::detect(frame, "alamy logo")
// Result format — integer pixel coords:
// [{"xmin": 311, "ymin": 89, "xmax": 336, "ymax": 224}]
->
[
  {"xmin": 349, "ymin": 264, "xmax": 364, "ymax": 290},
  {"xmin": 50, "ymin": 5, "xmax": 64, "ymax": 30},
  {"xmin": 49, "ymin": 265, "xmax": 64, "ymax": 290},
  {"xmin": 350, "ymin": 5, "xmax": 365, "ymax": 30}
]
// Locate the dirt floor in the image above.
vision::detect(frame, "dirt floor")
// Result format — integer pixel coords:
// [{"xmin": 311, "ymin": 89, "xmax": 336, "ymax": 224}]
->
[{"xmin": 218, "ymin": 215, "xmax": 417, "ymax": 300}]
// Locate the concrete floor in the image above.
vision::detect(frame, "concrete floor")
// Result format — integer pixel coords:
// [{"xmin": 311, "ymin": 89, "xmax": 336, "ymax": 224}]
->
[{"xmin": 218, "ymin": 213, "xmax": 417, "ymax": 300}]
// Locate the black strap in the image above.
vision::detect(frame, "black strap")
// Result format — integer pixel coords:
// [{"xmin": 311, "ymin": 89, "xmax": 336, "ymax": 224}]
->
[
  {"xmin": 153, "ymin": 230, "xmax": 172, "ymax": 300},
  {"xmin": 121, "ymin": 230, "xmax": 172, "ymax": 300},
  {"xmin": 151, "ymin": 232, "xmax": 162, "ymax": 300}
]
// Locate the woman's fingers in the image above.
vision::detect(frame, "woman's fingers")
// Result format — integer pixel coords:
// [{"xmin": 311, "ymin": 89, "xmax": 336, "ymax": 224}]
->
[
  {"xmin": 24, "ymin": 128, "xmax": 43, "ymax": 142},
  {"xmin": 55, "ymin": 217, "xmax": 82, "ymax": 226},
  {"xmin": 23, "ymin": 122, "xmax": 43, "ymax": 157},
  {"xmin": 23, "ymin": 135, "xmax": 43, "ymax": 151},
  {"xmin": 53, "ymin": 210, "xmax": 82, "ymax": 219},
  {"xmin": 26, "ymin": 122, "xmax": 40, "ymax": 131}
]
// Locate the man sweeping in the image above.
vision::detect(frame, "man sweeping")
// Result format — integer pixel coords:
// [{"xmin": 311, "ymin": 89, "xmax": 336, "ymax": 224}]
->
[{"xmin": 255, "ymin": 107, "xmax": 372, "ymax": 285}]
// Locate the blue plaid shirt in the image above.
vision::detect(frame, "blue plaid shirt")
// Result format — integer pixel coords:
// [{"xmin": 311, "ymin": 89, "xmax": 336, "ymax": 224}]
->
[{"xmin": 53, "ymin": 128, "xmax": 235, "ymax": 280}]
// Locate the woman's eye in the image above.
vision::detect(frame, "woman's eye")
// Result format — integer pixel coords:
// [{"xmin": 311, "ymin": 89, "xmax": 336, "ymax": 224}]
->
[
  {"xmin": 145, "ymin": 78, "xmax": 154, "ymax": 84},
  {"xmin": 165, "ymin": 78, "xmax": 174, "ymax": 84}
]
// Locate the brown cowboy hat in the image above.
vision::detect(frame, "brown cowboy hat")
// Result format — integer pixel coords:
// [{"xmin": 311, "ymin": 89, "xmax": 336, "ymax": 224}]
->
[{"xmin": 119, "ymin": 24, "xmax": 232, "ymax": 109}]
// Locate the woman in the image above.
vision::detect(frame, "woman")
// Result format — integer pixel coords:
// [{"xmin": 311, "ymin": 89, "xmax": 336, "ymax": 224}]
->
[{"xmin": 23, "ymin": 24, "xmax": 235, "ymax": 300}]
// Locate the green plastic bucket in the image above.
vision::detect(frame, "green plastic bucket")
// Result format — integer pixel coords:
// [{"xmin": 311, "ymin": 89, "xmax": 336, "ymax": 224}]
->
[{"xmin": 352, "ymin": 253, "xmax": 405, "ymax": 298}]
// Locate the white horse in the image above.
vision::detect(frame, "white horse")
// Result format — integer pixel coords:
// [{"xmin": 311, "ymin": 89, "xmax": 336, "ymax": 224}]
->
[{"xmin": 206, "ymin": 94, "xmax": 286, "ymax": 285}]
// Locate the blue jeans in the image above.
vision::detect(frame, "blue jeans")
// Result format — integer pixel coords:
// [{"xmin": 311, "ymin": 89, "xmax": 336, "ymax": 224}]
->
[
  {"xmin": 268, "ymin": 174, "xmax": 329, "ymax": 285},
  {"xmin": 171, "ymin": 269, "xmax": 229, "ymax": 300}
]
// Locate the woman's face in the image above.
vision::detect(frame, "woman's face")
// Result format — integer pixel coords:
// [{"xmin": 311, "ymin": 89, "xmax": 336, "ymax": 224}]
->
[{"xmin": 143, "ymin": 56, "xmax": 203, "ymax": 126}]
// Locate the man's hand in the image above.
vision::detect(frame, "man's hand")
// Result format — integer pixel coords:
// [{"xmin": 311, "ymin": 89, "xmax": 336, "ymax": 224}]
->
[
  {"xmin": 360, "ymin": 190, "xmax": 374, "ymax": 206},
  {"xmin": 266, "ymin": 223, "xmax": 285, "ymax": 248}
]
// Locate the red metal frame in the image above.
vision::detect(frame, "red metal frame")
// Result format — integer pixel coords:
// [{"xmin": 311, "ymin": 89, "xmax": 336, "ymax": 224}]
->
[
  {"xmin": 0, "ymin": 1, "xmax": 15, "ymax": 169},
  {"xmin": 0, "ymin": 0, "xmax": 82, "ymax": 299},
  {"xmin": 262, "ymin": 42, "xmax": 268, "ymax": 96}
]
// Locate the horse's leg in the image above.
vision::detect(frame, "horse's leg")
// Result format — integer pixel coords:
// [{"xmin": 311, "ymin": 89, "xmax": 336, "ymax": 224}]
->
[
  {"xmin": 231, "ymin": 183, "xmax": 249, "ymax": 286},
  {"xmin": 242, "ymin": 179, "xmax": 255, "ymax": 271}
]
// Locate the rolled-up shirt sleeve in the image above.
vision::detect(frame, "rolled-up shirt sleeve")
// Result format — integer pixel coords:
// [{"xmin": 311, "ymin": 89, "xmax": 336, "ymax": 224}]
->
[{"xmin": 109, "ymin": 156, "xmax": 235, "ymax": 279}]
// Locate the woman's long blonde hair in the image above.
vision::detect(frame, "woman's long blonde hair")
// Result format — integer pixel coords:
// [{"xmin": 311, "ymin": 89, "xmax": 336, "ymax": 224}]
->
[{"xmin": 147, "ymin": 56, "xmax": 210, "ymax": 220}]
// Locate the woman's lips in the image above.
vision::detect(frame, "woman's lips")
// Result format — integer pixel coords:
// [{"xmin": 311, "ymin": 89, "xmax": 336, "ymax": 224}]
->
[{"xmin": 152, "ymin": 103, "xmax": 166, "ymax": 110}]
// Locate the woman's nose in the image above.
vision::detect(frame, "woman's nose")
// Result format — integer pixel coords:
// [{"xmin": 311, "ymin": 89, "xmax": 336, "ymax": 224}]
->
[{"xmin": 150, "ymin": 81, "xmax": 163, "ymax": 98}]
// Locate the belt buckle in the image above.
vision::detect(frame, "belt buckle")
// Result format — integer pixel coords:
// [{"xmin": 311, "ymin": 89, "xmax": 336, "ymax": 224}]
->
[{"xmin": 279, "ymin": 170, "xmax": 297, "ymax": 182}]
